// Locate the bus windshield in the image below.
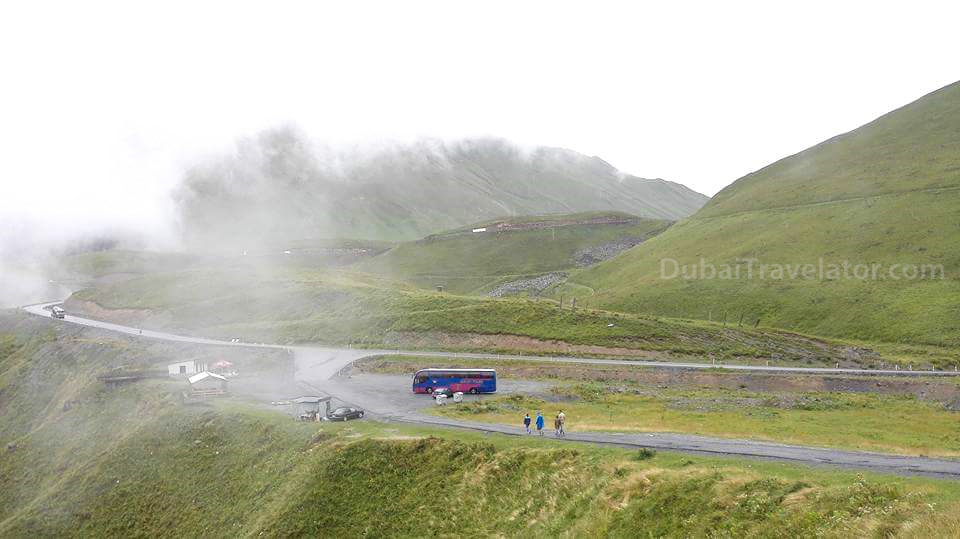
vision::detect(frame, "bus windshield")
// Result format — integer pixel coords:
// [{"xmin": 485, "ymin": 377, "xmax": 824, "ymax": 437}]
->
[{"xmin": 412, "ymin": 369, "xmax": 497, "ymax": 395}]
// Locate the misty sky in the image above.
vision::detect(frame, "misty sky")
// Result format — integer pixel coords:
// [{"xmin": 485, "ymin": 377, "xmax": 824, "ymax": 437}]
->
[{"xmin": 2, "ymin": 0, "xmax": 959, "ymax": 245}]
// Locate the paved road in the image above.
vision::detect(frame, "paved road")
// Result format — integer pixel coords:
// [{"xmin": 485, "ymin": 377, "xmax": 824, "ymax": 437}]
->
[
  {"xmin": 20, "ymin": 300, "xmax": 960, "ymax": 478},
  {"xmin": 23, "ymin": 302, "xmax": 956, "ymax": 378}
]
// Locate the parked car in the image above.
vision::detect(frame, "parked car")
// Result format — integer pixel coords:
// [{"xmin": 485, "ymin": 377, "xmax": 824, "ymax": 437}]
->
[
  {"xmin": 328, "ymin": 406, "xmax": 364, "ymax": 421},
  {"xmin": 431, "ymin": 387, "xmax": 455, "ymax": 398}
]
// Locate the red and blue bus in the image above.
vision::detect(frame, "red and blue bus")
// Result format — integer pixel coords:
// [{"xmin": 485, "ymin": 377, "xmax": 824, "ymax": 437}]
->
[{"xmin": 412, "ymin": 368, "xmax": 497, "ymax": 394}]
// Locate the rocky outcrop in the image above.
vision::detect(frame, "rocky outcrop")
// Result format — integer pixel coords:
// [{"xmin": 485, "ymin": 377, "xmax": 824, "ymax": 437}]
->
[
  {"xmin": 573, "ymin": 237, "xmax": 648, "ymax": 266},
  {"xmin": 487, "ymin": 273, "xmax": 567, "ymax": 297}
]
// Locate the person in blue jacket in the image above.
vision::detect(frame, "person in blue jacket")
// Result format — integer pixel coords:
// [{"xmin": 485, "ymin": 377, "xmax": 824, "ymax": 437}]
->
[{"xmin": 535, "ymin": 411, "xmax": 545, "ymax": 436}]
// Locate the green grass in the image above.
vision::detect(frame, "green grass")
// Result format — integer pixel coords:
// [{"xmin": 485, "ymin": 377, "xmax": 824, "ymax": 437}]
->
[
  {"xmin": 65, "ymin": 266, "xmax": 905, "ymax": 367},
  {"xmin": 441, "ymin": 210, "xmax": 645, "ymax": 232},
  {"xmin": 354, "ymin": 212, "xmax": 670, "ymax": 294},
  {"xmin": 10, "ymin": 408, "xmax": 958, "ymax": 537},
  {"xmin": 5, "ymin": 313, "xmax": 960, "ymax": 537},
  {"xmin": 361, "ymin": 354, "xmax": 960, "ymax": 457},
  {"xmin": 62, "ymin": 249, "xmax": 205, "ymax": 279},
  {"xmin": 59, "ymin": 239, "xmax": 393, "ymax": 284},
  {"xmin": 572, "ymin": 81, "xmax": 960, "ymax": 348},
  {"xmin": 432, "ymin": 384, "xmax": 960, "ymax": 457}
]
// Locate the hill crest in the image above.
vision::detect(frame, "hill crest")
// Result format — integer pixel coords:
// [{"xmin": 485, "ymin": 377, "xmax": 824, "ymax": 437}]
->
[{"xmin": 174, "ymin": 133, "xmax": 708, "ymax": 245}]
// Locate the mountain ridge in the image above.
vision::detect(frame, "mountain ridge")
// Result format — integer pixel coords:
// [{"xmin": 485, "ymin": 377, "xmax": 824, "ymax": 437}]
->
[{"xmin": 174, "ymin": 132, "xmax": 708, "ymax": 245}]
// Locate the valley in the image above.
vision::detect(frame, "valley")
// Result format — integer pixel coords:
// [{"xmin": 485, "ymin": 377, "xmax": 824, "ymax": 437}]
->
[{"xmin": 4, "ymin": 53, "xmax": 960, "ymax": 535}]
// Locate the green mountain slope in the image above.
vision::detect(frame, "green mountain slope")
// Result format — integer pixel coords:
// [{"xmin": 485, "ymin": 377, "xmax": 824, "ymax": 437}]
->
[
  {"xmin": 175, "ymin": 132, "xmax": 707, "ymax": 244},
  {"xmin": 355, "ymin": 212, "xmax": 671, "ymax": 293},
  {"xmin": 3, "ymin": 313, "xmax": 958, "ymax": 537},
  {"xmin": 61, "ymin": 258, "xmax": 903, "ymax": 366},
  {"xmin": 571, "ymin": 81, "xmax": 960, "ymax": 346}
]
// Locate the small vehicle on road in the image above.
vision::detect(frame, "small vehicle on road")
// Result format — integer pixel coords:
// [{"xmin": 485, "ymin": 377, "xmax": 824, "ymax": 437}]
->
[
  {"xmin": 328, "ymin": 406, "xmax": 364, "ymax": 421},
  {"xmin": 50, "ymin": 306, "xmax": 66, "ymax": 319},
  {"xmin": 431, "ymin": 387, "xmax": 455, "ymax": 399}
]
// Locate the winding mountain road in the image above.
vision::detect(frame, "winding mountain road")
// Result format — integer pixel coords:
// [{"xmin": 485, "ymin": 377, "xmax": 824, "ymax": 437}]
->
[{"xmin": 21, "ymin": 300, "xmax": 960, "ymax": 479}]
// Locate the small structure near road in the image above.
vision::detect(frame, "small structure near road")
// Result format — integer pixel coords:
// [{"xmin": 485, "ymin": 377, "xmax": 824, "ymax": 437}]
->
[
  {"xmin": 293, "ymin": 395, "xmax": 331, "ymax": 421},
  {"xmin": 188, "ymin": 371, "xmax": 228, "ymax": 397},
  {"xmin": 168, "ymin": 359, "xmax": 205, "ymax": 377},
  {"xmin": 212, "ymin": 360, "xmax": 238, "ymax": 377}
]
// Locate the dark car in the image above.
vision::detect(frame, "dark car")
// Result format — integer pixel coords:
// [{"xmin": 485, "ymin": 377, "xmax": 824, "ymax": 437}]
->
[
  {"xmin": 328, "ymin": 406, "xmax": 364, "ymax": 421},
  {"xmin": 430, "ymin": 387, "xmax": 455, "ymax": 398}
]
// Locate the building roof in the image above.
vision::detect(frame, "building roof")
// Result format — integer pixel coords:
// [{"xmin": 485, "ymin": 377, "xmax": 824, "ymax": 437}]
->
[
  {"xmin": 188, "ymin": 371, "xmax": 228, "ymax": 384},
  {"xmin": 168, "ymin": 360, "xmax": 195, "ymax": 367},
  {"xmin": 292, "ymin": 395, "xmax": 330, "ymax": 404}
]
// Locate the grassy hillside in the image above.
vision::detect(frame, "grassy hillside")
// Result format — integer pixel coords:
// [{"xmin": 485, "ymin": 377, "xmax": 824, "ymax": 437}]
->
[
  {"xmin": 572, "ymin": 81, "xmax": 960, "ymax": 347},
  {"xmin": 359, "ymin": 355, "xmax": 960, "ymax": 457},
  {"xmin": 175, "ymin": 131, "xmax": 707, "ymax": 244},
  {"xmin": 57, "ymin": 240, "xmax": 390, "ymax": 283},
  {"xmin": 356, "ymin": 212, "xmax": 671, "ymax": 293},
  {"xmin": 437, "ymin": 384, "xmax": 960, "ymax": 457},
  {"xmin": 3, "ymin": 313, "xmax": 960, "ymax": 537},
  {"xmin": 63, "ymin": 264, "xmax": 908, "ymax": 367}
]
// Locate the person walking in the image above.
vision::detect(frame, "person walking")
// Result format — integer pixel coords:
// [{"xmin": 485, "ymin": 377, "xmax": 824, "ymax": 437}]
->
[
  {"xmin": 535, "ymin": 411, "xmax": 544, "ymax": 436},
  {"xmin": 554, "ymin": 414, "xmax": 561, "ymax": 437},
  {"xmin": 557, "ymin": 410, "xmax": 566, "ymax": 437},
  {"xmin": 523, "ymin": 413, "xmax": 532, "ymax": 434}
]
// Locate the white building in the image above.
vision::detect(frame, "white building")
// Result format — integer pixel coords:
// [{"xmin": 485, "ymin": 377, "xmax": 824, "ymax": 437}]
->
[
  {"xmin": 167, "ymin": 359, "xmax": 205, "ymax": 376},
  {"xmin": 188, "ymin": 371, "xmax": 228, "ymax": 396}
]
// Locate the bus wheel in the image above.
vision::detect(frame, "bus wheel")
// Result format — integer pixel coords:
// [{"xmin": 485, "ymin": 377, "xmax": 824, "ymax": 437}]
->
[
  {"xmin": 426, "ymin": 387, "xmax": 433, "ymax": 394},
  {"xmin": 470, "ymin": 388, "xmax": 479, "ymax": 395}
]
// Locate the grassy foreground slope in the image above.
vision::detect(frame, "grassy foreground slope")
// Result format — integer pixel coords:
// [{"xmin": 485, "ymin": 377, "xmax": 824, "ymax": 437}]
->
[
  {"xmin": 572, "ymin": 81, "xmax": 960, "ymax": 346},
  {"xmin": 3, "ymin": 312, "xmax": 960, "ymax": 537},
  {"xmin": 356, "ymin": 212, "xmax": 670, "ymax": 293},
  {"xmin": 66, "ymin": 264, "xmax": 897, "ymax": 366}
]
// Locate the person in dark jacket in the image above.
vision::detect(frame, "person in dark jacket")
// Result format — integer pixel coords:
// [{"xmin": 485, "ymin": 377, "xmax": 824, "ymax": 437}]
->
[{"xmin": 523, "ymin": 413, "xmax": 532, "ymax": 434}]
